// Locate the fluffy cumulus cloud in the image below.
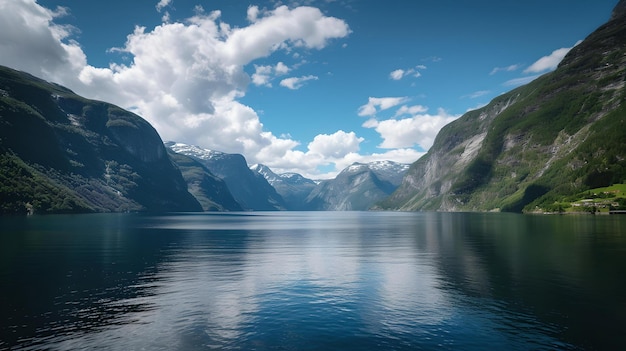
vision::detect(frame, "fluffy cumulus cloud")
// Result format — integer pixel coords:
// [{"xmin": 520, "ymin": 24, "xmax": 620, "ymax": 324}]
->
[
  {"xmin": 0, "ymin": 0, "xmax": 367, "ymax": 177},
  {"xmin": 360, "ymin": 99, "xmax": 458, "ymax": 150},
  {"xmin": 251, "ymin": 62, "xmax": 290, "ymax": 87},
  {"xmin": 307, "ymin": 130, "xmax": 363, "ymax": 158},
  {"xmin": 0, "ymin": 0, "xmax": 86, "ymax": 85},
  {"xmin": 356, "ymin": 97, "xmax": 458, "ymax": 154}
]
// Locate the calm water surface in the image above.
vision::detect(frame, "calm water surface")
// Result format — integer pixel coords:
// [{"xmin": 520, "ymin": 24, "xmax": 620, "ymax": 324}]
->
[{"xmin": 1, "ymin": 212, "xmax": 625, "ymax": 350}]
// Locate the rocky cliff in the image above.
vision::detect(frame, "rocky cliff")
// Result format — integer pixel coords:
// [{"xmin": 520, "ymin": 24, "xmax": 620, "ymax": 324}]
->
[
  {"xmin": 167, "ymin": 143, "xmax": 286, "ymax": 211},
  {"xmin": 167, "ymin": 149, "xmax": 242, "ymax": 211},
  {"xmin": 0, "ymin": 66, "xmax": 202, "ymax": 214},
  {"xmin": 379, "ymin": 2, "xmax": 626, "ymax": 212}
]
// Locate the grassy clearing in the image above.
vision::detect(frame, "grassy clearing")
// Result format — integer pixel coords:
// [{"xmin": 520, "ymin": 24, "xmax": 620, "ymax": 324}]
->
[{"xmin": 539, "ymin": 183, "xmax": 626, "ymax": 213}]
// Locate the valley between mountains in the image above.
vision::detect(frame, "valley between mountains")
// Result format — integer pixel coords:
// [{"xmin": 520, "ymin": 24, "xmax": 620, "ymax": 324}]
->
[{"xmin": 1, "ymin": 1, "xmax": 626, "ymax": 214}]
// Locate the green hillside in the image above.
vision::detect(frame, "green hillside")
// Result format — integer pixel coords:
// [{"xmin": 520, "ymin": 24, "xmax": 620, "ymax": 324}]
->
[{"xmin": 379, "ymin": 3, "xmax": 626, "ymax": 213}]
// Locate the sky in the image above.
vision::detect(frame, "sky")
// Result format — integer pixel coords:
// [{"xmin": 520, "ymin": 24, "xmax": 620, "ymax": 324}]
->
[{"xmin": 0, "ymin": 0, "xmax": 618, "ymax": 179}]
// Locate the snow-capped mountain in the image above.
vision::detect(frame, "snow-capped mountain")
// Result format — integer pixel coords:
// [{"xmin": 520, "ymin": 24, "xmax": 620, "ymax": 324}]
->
[
  {"xmin": 166, "ymin": 142, "xmax": 227, "ymax": 162},
  {"xmin": 249, "ymin": 161, "xmax": 410, "ymax": 211},
  {"xmin": 365, "ymin": 161, "xmax": 410, "ymax": 186},
  {"xmin": 250, "ymin": 164, "xmax": 317, "ymax": 210},
  {"xmin": 166, "ymin": 142, "xmax": 286, "ymax": 211},
  {"xmin": 304, "ymin": 161, "xmax": 410, "ymax": 211},
  {"xmin": 249, "ymin": 164, "xmax": 281, "ymax": 185},
  {"xmin": 166, "ymin": 143, "xmax": 410, "ymax": 211}
]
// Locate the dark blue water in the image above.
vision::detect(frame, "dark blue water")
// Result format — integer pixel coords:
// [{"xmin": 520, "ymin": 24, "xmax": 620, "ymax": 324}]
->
[{"xmin": 1, "ymin": 212, "xmax": 625, "ymax": 350}]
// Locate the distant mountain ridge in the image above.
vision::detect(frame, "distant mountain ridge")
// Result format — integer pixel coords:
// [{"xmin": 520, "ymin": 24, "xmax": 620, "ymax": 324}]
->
[
  {"xmin": 166, "ymin": 143, "xmax": 411, "ymax": 211},
  {"xmin": 250, "ymin": 164, "xmax": 317, "ymax": 210},
  {"xmin": 362, "ymin": 161, "xmax": 410, "ymax": 186},
  {"xmin": 379, "ymin": 1, "xmax": 626, "ymax": 212},
  {"xmin": 166, "ymin": 142, "xmax": 286, "ymax": 211},
  {"xmin": 304, "ymin": 161, "xmax": 409, "ymax": 211},
  {"xmin": 8, "ymin": 1, "xmax": 622, "ymax": 216}
]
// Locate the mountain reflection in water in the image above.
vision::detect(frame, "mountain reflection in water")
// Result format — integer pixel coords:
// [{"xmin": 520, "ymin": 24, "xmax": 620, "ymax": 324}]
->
[{"xmin": 1, "ymin": 212, "xmax": 625, "ymax": 350}]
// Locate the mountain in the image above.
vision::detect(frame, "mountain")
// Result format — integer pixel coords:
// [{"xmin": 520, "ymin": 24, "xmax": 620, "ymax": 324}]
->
[
  {"xmin": 305, "ymin": 161, "xmax": 409, "ymax": 211},
  {"xmin": 379, "ymin": 2, "xmax": 626, "ymax": 213},
  {"xmin": 166, "ymin": 143, "xmax": 286, "ymax": 210},
  {"xmin": 0, "ymin": 66, "xmax": 202, "ymax": 214},
  {"xmin": 250, "ymin": 164, "xmax": 317, "ymax": 210},
  {"xmin": 365, "ymin": 160, "xmax": 411, "ymax": 187},
  {"xmin": 166, "ymin": 148, "xmax": 242, "ymax": 211}
]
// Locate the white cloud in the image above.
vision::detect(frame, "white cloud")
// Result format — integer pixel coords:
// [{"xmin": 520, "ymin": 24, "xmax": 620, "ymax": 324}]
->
[
  {"xmin": 247, "ymin": 5, "xmax": 260, "ymax": 22},
  {"xmin": 0, "ymin": 2, "xmax": 434, "ymax": 179},
  {"xmin": 279, "ymin": 75, "xmax": 318, "ymax": 89},
  {"xmin": 252, "ymin": 64, "xmax": 274, "ymax": 86},
  {"xmin": 364, "ymin": 108, "xmax": 458, "ymax": 150},
  {"xmin": 0, "ymin": 0, "xmax": 86, "ymax": 84},
  {"xmin": 0, "ymin": 1, "xmax": 361, "ymax": 177},
  {"xmin": 394, "ymin": 104, "xmax": 428, "ymax": 117},
  {"xmin": 275, "ymin": 61, "xmax": 290, "ymax": 75},
  {"xmin": 524, "ymin": 40, "xmax": 582, "ymax": 74},
  {"xmin": 389, "ymin": 65, "xmax": 426, "ymax": 80},
  {"xmin": 357, "ymin": 97, "xmax": 408, "ymax": 117},
  {"xmin": 389, "ymin": 69, "xmax": 405, "ymax": 80},
  {"xmin": 161, "ymin": 11, "xmax": 171, "ymax": 23},
  {"xmin": 220, "ymin": 6, "xmax": 351, "ymax": 66},
  {"xmin": 156, "ymin": 0, "xmax": 172, "ymax": 12},
  {"xmin": 307, "ymin": 130, "xmax": 363, "ymax": 159},
  {"xmin": 496, "ymin": 41, "xmax": 581, "ymax": 89},
  {"xmin": 489, "ymin": 64, "xmax": 520, "ymax": 75},
  {"xmin": 251, "ymin": 62, "xmax": 291, "ymax": 87}
]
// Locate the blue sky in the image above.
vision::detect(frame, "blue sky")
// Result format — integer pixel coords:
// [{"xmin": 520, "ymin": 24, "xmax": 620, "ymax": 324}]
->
[{"xmin": 0, "ymin": 0, "xmax": 618, "ymax": 178}]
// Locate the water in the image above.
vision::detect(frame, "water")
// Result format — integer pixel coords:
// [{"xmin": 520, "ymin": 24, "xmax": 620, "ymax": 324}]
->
[{"xmin": 1, "ymin": 212, "xmax": 625, "ymax": 350}]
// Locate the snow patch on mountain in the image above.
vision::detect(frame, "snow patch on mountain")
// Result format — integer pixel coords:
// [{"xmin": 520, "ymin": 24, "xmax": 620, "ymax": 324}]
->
[{"xmin": 165, "ymin": 142, "xmax": 224, "ymax": 161}]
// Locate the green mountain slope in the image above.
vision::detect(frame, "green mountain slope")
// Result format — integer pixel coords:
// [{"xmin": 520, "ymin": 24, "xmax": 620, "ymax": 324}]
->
[
  {"xmin": 0, "ymin": 66, "xmax": 202, "ymax": 214},
  {"xmin": 379, "ymin": 2, "xmax": 626, "ymax": 213}
]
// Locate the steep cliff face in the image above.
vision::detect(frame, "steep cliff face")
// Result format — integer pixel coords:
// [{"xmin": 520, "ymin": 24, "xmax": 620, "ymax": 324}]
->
[
  {"xmin": 167, "ymin": 149, "xmax": 242, "ymax": 211},
  {"xmin": 380, "ymin": 3, "xmax": 626, "ymax": 212},
  {"xmin": 611, "ymin": 0, "xmax": 626, "ymax": 20},
  {"xmin": 250, "ymin": 164, "xmax": 317, "ymax": 210},
  {"xmin": 0, "ymin": 66, "xmax": 202, "ymax": 214},
  {"xmin": 167, "ymin": 143, "xmax": 286, "ymax": 211}
]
